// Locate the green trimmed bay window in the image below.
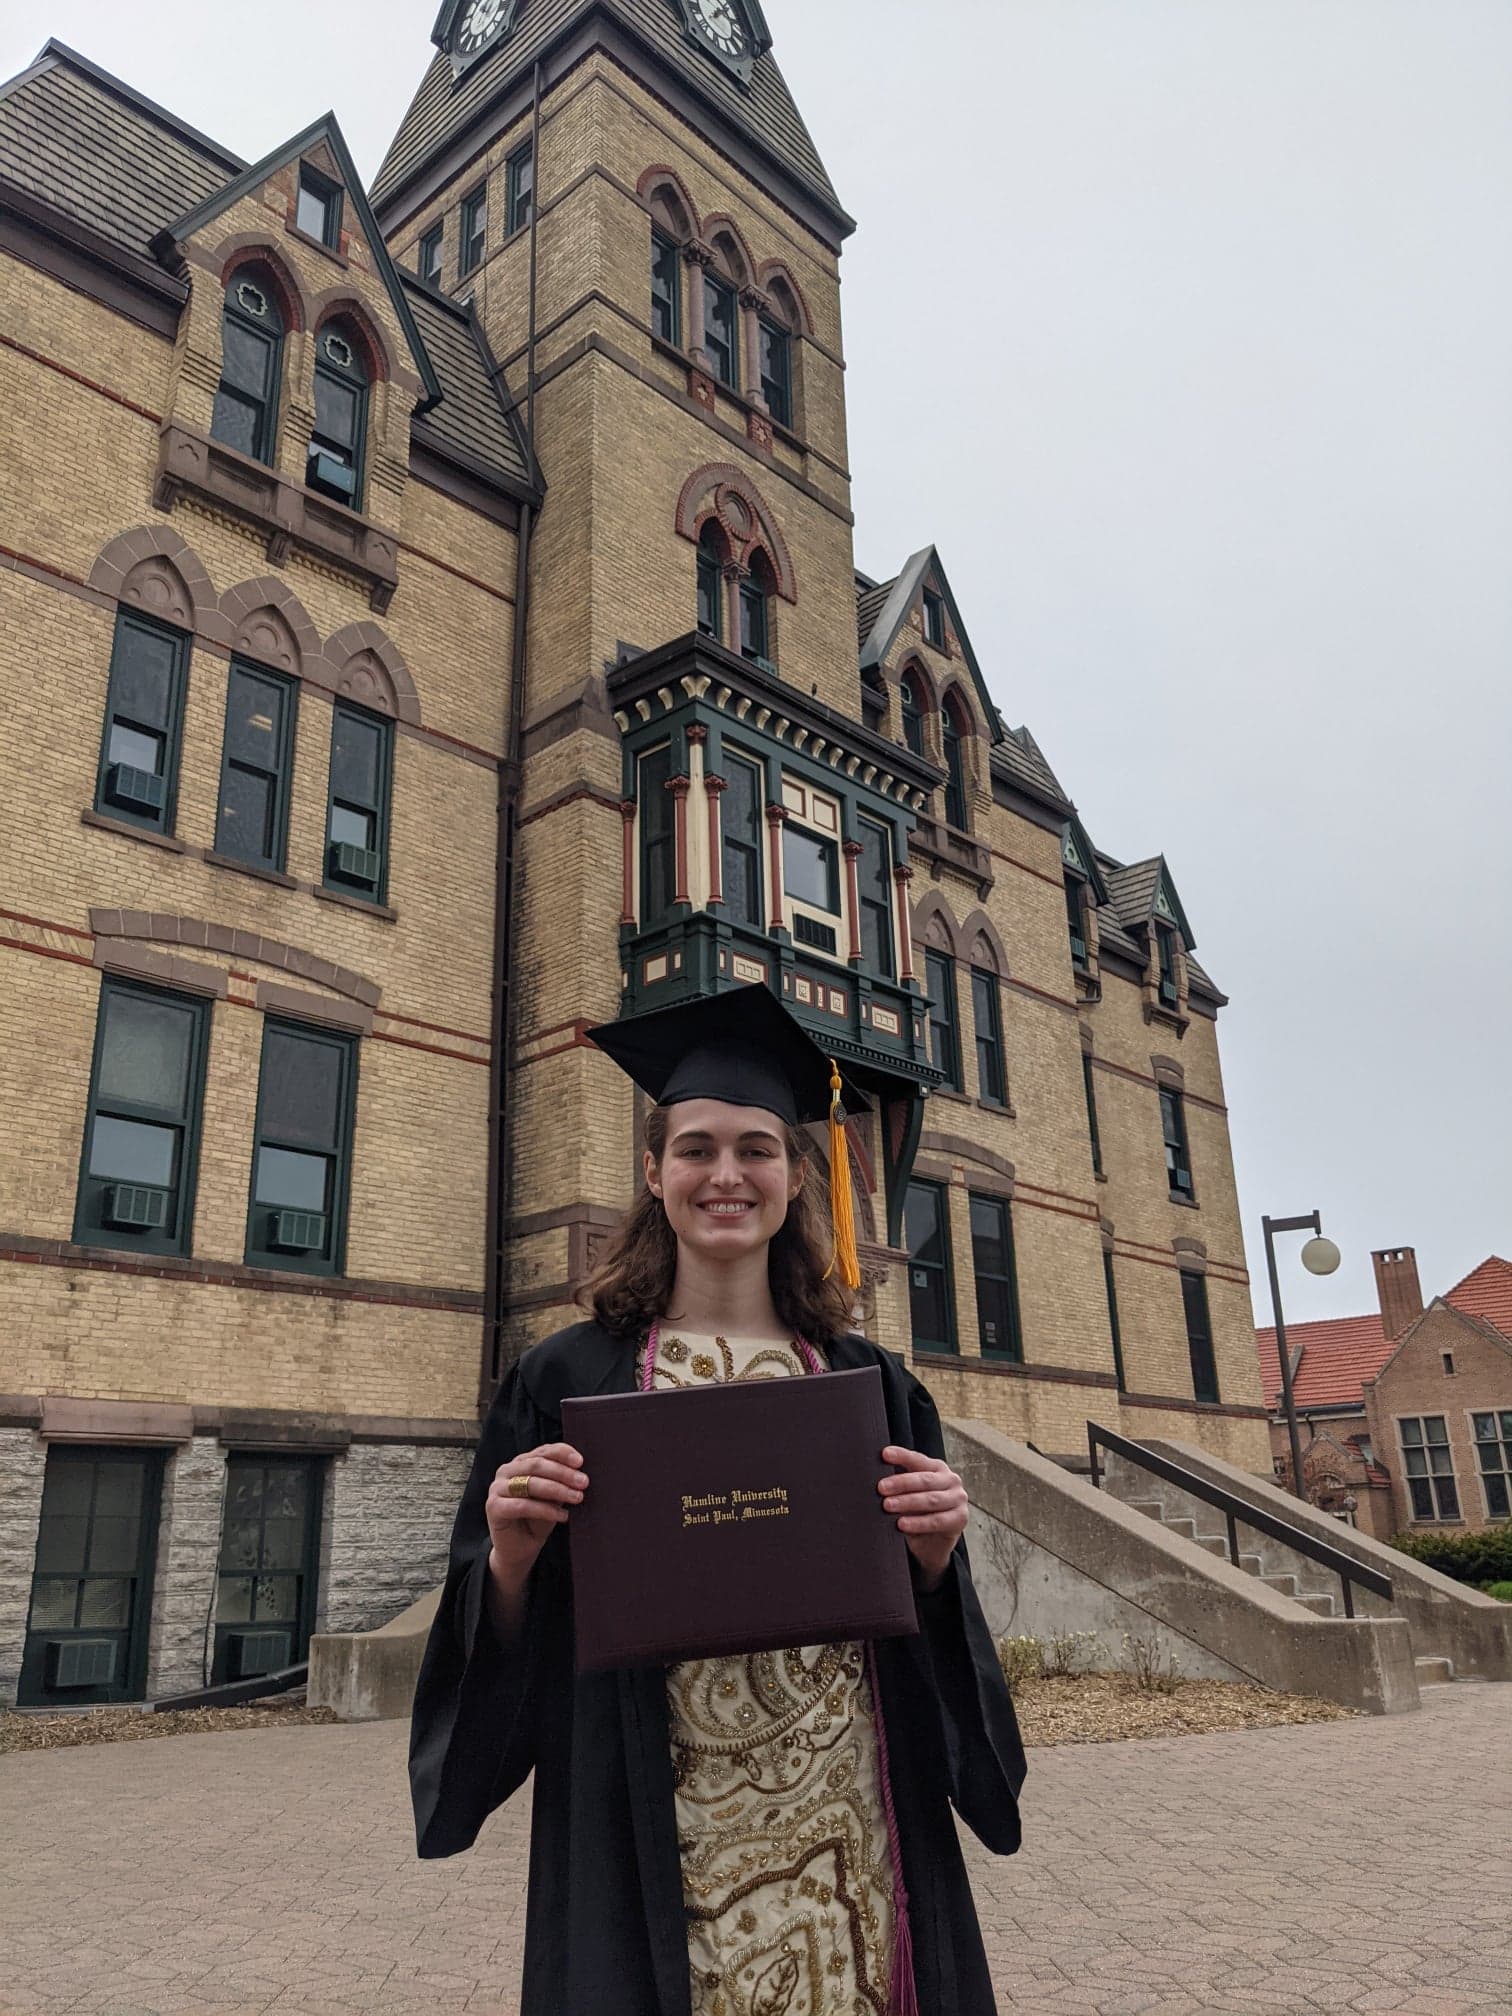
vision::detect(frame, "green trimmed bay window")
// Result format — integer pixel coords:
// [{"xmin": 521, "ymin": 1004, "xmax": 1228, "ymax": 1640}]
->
[
  {"xmin": 856, "ymin": 817, "xmax": 893, "ymax": 977},
  {"xmin": 246, "ymin": 1021, "xmax": 358, "ymax": 1275},
  {"xmin": 215, "ymin": 661, "xmax": 296, "ymax": 871},
  {"xmin": 638, "ymin": 744, "xmax": 677, "ymax": 924},
  {"xmin": 719, "ymin": 751, "xmax": 763, "ymax": 928},
  {"xmin": 905, "ymin": 1180, "xmax": 955, "ymax": 1352},
  {"xmin": 325, "ymin": 704, "xmax": 392, "ymax": 902},
  {"xmin": 970, "ymin": 1192, "xmax": 1022, "ymax": 1359},
  {"xmin": 306, "ymin": 324, "xmax": 369, "ymax": 510},
  {"xmin": 95, "ymin": 611, "xmax": 188, "ymax": 834},
  {"xmin": 75, "ymin": 979, "xmax": 210, "ymax": 1255}
]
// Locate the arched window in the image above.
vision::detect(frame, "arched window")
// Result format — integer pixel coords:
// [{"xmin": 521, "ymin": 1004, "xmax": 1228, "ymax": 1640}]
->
[
  {"xmin": 740, "ymin": 550, "xmax": 775, "ymax": 669},
  {"xmin": 307, "ymin": 322, "xmax": 369, "ymax": 511},
  {"xmin": 942, "ymin": 695, "xmax": 969, "ymax": 829},
  {"xmin": 703, "ymin": 234, "xmax": 746, "ymax": 391},
  {"xmin": 696, "ymin": 520, "xmax": 725, "ymax": 641},
  {"xmin": 758, "ymin": 280, "xmax": 798, "ymax": 430},
  {"xmin": 648, "ymin": 186, "xmax": 691, "ymax": 348},
  {"xmin": 211, "ymin": 269, "xmax": 285, "ymax": 465},
  {"xmin": 899, "ymin": 672, "xmax": 925, "ymax": 758}
]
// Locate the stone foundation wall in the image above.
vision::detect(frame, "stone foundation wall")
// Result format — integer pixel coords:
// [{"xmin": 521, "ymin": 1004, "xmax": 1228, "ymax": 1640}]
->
[
  {"xmin": 0, "ymin": 1429, "xmax": 47, "ymax": 1706},
  {"xmin": 320, "ymin": 1442, "xmax": 472, "ymax": 1636},
  {"xmin": 146, "ymin": 1437, "xmax": 228, "ymax": 1700}
]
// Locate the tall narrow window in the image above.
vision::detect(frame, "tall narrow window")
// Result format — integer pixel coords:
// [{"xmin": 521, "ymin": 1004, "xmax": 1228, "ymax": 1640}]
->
[
  {"xmin": 213, "ymin": 1456, "xmax": 323, "ymax": 1683},
  {"xmin": 1471, "ymin": 1412, "xmax": 1512, "ymax": 1521},
  {"xmin": 506, "ymin": 142, "xmax": 534, "ymax": 234},
  {"xmin": 75, "ymin": 980, "xmax": 211, "ymax": 1257},
  {"xmin": 759, "ymin": 316, "xmax": 792, "ymax": 427},
  {"xmin": 899, "ymin": 673, "xmax": 925, "ymax": 758},
  {"xmin": 1104, "ymin": 1250, "xmax": 1126, "ymax": 1391},
  {"xmin": 856, "ymin": 817, "xmax": 893, "ymax": 978},
  {"xmin": 651, "ymin": 230, "xmax": 682, "ymax": 345},
  {"xmin": 1082, "ymin": 1053, "xmax": 1103, "ymax": 1175},
  {"xmin": 972, "ymin": 967, "xmax": 1006, "ymax": 1106},
  {"xmin": 970, "ymin": 1193, "xmax": 1022, "ymax": 1360},
  {"xmin": 307, "ymin": 324, "xmax": 369, "ymax": 509},
  {"xmin": 1399, "ymin": 1417, "xmax": 1460, "ymax": 1521},
  {"xmin": 296, "ymin": 165, "xmax": 342, "ymax": 248},
  {"xmin": 94, "ymin": 612, "xmax": 189, "ymax": 836},
  {"xmin": 720, "ymin": 752, "xmax": 763, "ymax": 929},
  {"xmin": 923, "ymin": 587, "xmax": 946, "ymax": 651},
  {"xmin": 638, "ymin": 744, "xmax": 676, "ymax": 925},
  {"xmin": 325, "ymin": 705, "xmax": 392, "ymax": 903},
  {"xmin": 215, "ymin": 662, "xmax": 296, "ymax": 871},
  {"xmin": 1180, "ymin": 1270, "xmax": 1219, "ymax": 1404},
  {"xmin": 19, "ymin": 1448, "xmax": 163, "ymax": 1707},
  {"xmin": 211, "ymin": 271, "xmax": 284, "ymax": 465},
  {"xmin": 782, "ymin": 822, "xmax": 841, "ymax": 950},
  {"xmin": 246, "ymin": 1020, "xmax": 358, "ymax": 1276},
  {"xmin": 1156, "ymin": 925, "xmax": 1179, "ymax": 1007},
  {"xmin": 905, "ymin": 1180, "xmax": 955, "ymax": 1352},
  {"xmin": 460, "ymin": 184, "xmax": 487, "ymax": 276},
  {"xmin": 696, "ymin": 521, "xmax": 724, "ymax": 640},
  {"xmin": 1160, "ymin": 1087, "xmax": 1193, "ymax": 1199},
  {"xmin": 1065, "ymin": 875, "xmax": 1089, "ymax": 970},
  {"xmin": 739, "ymin": 561, "xmax": 773, "ymax": 669},
  {"xmin": 924, "ymin": 948, "xmax": 961, "ymax": 1090},
  {"xmin": 418, "ymin": 225, "xmax": 443, "ymax": 286},
  {"xmin": 942, "ymin": 702, "xmax": 969, "ymax": 829},
  {"xmin": 703, "ymin": 272, "xmax": 738, "ymax": 388}
]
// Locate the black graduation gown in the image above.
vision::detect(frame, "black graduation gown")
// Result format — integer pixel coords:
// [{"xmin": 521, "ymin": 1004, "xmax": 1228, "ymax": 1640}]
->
[{"xmin": 409, "ymin": 1320, "xmax": 1027, "ymax": 2016}]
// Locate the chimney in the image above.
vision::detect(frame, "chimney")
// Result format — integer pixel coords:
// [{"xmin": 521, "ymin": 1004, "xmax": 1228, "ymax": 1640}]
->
[{"xmin": 1373, "ymin": 1247, "xmax": 1424, "ymax": 1340}]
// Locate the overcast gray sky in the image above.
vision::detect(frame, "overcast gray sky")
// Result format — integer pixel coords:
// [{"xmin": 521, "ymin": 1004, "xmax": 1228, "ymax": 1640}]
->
[{"xmin": 9, "ymin": 0, "xmax": 1508, "ymax": 1326}]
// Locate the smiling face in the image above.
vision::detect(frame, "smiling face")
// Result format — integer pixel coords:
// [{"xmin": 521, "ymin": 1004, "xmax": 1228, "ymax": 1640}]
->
[{"xmin": 646, "ymin": 1098, "xmax": 804, "ymax": 1266}]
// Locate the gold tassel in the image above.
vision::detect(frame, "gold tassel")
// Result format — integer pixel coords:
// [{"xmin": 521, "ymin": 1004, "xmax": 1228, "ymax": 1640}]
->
[{"xmin": 826, "ymin": 1058, "xmax": 862, "ymax": 1293}]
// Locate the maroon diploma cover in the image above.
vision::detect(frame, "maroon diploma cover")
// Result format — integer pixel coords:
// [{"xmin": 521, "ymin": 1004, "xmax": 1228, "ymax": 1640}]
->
[{"xmin": 561, "ymin": 1365, "xmax": 919, "ymax": 1672}]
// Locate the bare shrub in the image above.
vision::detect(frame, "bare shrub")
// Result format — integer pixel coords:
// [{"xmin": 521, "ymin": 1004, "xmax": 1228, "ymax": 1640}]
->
[
  {"xmin": 1042, "ymin": 1630, "xmax": 1105, "ymax": 1678},
  {"xmin": 997, "ymin": 1635, "xmax": 1046, "ymax": 1687},
  {"xmin": 1121, "ymin": 1631, "xmax": 1181, "ymax": 1693}
]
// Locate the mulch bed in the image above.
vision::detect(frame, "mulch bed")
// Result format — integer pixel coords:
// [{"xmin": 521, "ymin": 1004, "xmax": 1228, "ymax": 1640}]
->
[{"xmin": 1, "ymin": 1676, "xmax": 1355, "ymax": 1755}]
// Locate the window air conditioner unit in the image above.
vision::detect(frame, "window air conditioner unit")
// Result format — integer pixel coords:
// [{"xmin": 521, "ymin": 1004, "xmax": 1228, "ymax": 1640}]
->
[
  {"xmin": 105, "ymin": 763, "xmax": 165, "ymax": 814},
  {"xmin": 1172, "ymin": 1168, "xmax": 1193, "ymax": 1194},
  {"xmin": 792, "ymin": 914, "xmax": 838, "ymax": 954},
  {"xmin": 328, "ymin": 841, "xmax": 380, "ymax": 889},
  {"xmin": 270, "ymin": 1209, "xmax": 326, "ymax": 1253},
  {"xmin": 1160, "ymin": 979, "xmax": 1179, "ymax": 1006},
  {"xmin": 103, "ymin": 1183, "xmax": 169, "ymax": 1230},
  {"xmin": 47, "ymin": 1638, "xmax": 117, "ymax": 1688},
  {"xmin": 308, "ymin": 451, "xmax": 356, "ymax": 500},
  {"xmin": 226, "ymin": 1628, "xmax": 292, "ymax": 1680}
]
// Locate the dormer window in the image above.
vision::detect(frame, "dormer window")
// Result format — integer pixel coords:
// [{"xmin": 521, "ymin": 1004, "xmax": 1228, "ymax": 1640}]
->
[
  {"xmin": 923, "ymin": 587, "xmax": 946, "ymax": 651},
  {"xmin": 1065, "ymin": 875, "xmax": 1089, "ymax": 971},
  {"xmin": 307, "ymin": 324, "xmax": 369, "ymax": 511},
  {"xmin": 1155, "ymin": 924, "xmax": 1179, "ymax": 1007},
  {"xmin": 211, "ymin": 270, "xmax": 284, "ymax": 466},
  {"xmin": 941, "ymin": 694, "xmax": 969, "ymax": 829},
  {"xmin": 899, "ymin": 673, "xmax": 925, "ymax": 758},
  {"xmin": 296, "ymin": 165, "xmax": 342, "ymax": 249}
]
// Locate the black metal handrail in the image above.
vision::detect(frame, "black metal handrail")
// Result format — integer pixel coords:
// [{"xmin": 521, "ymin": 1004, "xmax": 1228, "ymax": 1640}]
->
[{"xmin": 1087, "ymin": 1420, "xmax": 1392, "ymax": 1620}]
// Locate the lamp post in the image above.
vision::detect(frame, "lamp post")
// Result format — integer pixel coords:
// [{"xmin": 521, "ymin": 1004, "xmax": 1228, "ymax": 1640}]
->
[{"xmin": 1262, "ymin": 1211, "xmax": 1341, "ymax": 1503}]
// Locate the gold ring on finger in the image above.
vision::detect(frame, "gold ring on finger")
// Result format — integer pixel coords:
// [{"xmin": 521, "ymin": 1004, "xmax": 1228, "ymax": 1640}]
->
[{"xmin": 507, "ymin": 1473, "xmax": 534, "ymax": 1499}]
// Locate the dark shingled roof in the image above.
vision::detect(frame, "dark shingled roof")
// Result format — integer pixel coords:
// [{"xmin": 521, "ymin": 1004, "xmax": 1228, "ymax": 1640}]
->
[
  {"xmin": 1102, "ymin": 856, "xmax": 1163, "ymax": 935},
  {"xmin": 0, "ymin": 44, "xmax": 533, "ymax": 499},
  {"xmin": 373, "ymin": 0, "xmax": 842, "ymax": 218},
  {"xmin": 0, "ymin": 50, "xmax": 237, "ymax": 257},
  {"xmin": 855, "ymin": 578, "xmax": 893, "ymax": 653},
  {"xmin": 993, "ymin": 725, "xmax": 1070, "ymax": 813}
]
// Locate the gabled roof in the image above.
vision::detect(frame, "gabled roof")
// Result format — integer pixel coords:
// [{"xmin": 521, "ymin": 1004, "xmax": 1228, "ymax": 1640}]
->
[
  {"xmin": 1100, "ymin": 854, "xmax": 1196, "ymax": 952},
  {"xmin": 402, "ymin": 274, "xmax": 540, "ymax": 494},
  {"xmin": 994, "ymin": 724, "xmax": 1070, "ymax": 814},
  {"xmin": 1444, "ymin": 1256, "xmax": 1512, "ymax": 1338},
  {"xmin": 373, "ymin": 0, "xmax": 847, "ymax": 231},
  {"xmin": 1255, "ymin": 1314, "xmax": 1393, "ymax": 1411},
  {"xmin": 857, "ymin": 546, "xmax": 1004, "ymax": 748},
  {"xmin": 1367, "ymin": 1297, "xmax": 1512, "ymax": 1390},
  {"xmin": 855, "ymin": 577, "xmax": 894, "ymax": 654},
  {"xmin": 1060, "ymin": 814, "xmax": 1109, "ymax": 904},
  {"xmin": 158, "ymin": 113, "xmax": 443, "ymax": 412}
]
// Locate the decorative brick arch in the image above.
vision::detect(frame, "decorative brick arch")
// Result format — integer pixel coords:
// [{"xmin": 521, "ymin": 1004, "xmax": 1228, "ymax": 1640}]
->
[
  {"xmin": 212, "ymin": 238, "xmax": 309, "ymax": 331},
  {"xmin": 755, "ymin": 260, "xmax": 813, "ymax": 336},
  {"xmin": 894, "ymin": 653, "xmax": 937, "ymax": 710},
  {"xmin": 89, "ymin": 527, "xmax": 224, "ymax": 641},
  {"xmin": 308, "ymin": 290, "xmax": 395, "ymax": 384},
  {"xmin": 913, "ymin": 890, "xmax": 959, "ymax": 957},
  {"xmin": 321, "ymin": 623, "xmax": 421, "ymax": 725},
  {"xmin": 940, "ymin": 677, "xmax": 979, "ymax": 737},
  {"xmin": 220, "ymin": 578, "xmax": 321, "ymax": 677},
  {"xmin": 636, "ymin": 163, "xmax": 700, "ymax": 239},
  {"xmin": 89, "ymin": 907, "xmax": 379, "ymax": 1007},
  {"xmin": 675, "ymin": 464, "xmax": 797, "ymax": 602},
  {"xmin": 960, "ymin": 908, "xmax": 1009, "ymax": 975},
  {"xmin": 703, "ymin": 214, "xmax": 757, "ymax": 286}
]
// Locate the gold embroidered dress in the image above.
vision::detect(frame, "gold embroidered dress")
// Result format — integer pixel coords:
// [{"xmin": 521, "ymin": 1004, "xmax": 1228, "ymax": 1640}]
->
[{"xmin": 644, "ymin": 1329, "xmax": 895, "ymax": 2016}]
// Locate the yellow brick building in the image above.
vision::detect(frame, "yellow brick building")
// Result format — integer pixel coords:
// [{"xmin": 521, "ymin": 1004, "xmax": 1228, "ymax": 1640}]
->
[{"xmin": 0, "ymin": 6, "xmax": 1267, "ymax": 1708}]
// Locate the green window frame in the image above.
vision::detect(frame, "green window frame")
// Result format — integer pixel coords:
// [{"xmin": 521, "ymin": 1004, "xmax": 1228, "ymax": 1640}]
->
[
  {"xmin": 720, "ymin": 750, "xmax": 763, "ymax": 929},
  {"xmin": 970, "ymin": 1192, "xmax": 1022, "ymax": 1360},
  {"xmin": 758, "ymin": 316, "xmax": 792, "ymax": 427},
  {"xmin": 697, "ymin": 521, "xmax": 724, "ymax": 639},
  {"xmin": 1180, "ymin": 1270, "xmax": 1219, "ymax": 1405},
  {"xmin": 638, "ymin": 744, "xmax": 677, "ymax": 925},
  {"xmin": 971, "ymin": 966, "xmax": 1006, "ymax": 1106},
  {"xmin": 1399, "ymin": 1416, "xmax": 1460, "ymax": 1522},
  {"xmin": 418, "ymin": 224, "xmax": 443, "ymax": 286},
  {"xmin": 307, "ymin": 323, "xmax": 369, "ymax": 510},
  {"xmin": 905, "ymin": 1179, "xmax": 956, "ymax": 1353},
  {"xmin": 924, "ymin": 948, "xmax": 961, "ymax": 1090},
  {"xmin": 296, "ymin": 164, "xmax": 342, "ymax": 248},
  {"xmin": 899, "ymin": 673, "xmax": 925, "ymax": 758},
  {"xmin": 1082, "ymin": 1052, "xmax": 1103, "ymax": 1175},
  {"xmin": 214, "ymin": 660, "xmax": 297, "ymax": 871},
  {"xmin": 1104, "ymin": 1250, "xmax": 1126, "ymax": 1392},
  {"xmin": 210, "ymin": 269, "xmax": 284, "ymax": 465},
  {"xmin": 506, "ymin": 142, "xmax": 534, "ymax": 235},
  {"xmin": 1065, "ymin": 874, "xmax": 1089, "ymax": 970},
  {"xmin": 703, "ymin": 271, "xmax": 738, "ymax": 388},
  {"xmin": 1156, "ymin": 924, "xmax": 1179, "ymax": 1007},
  {"xmin": 19, "ymin": 1447, "xmax": 163, "ymax": 1707},
  {"xmin": 460, "ymin": 184, "xmax": 487, "ymax": 276},
  {"xmin": 74, "ymin": 977, "xmax": 211, "ymax": 1257},
  {"xmin": 651, "ymin": 230, "xmax": 682, "ymax": 346},
  {"xmin": 245, "ymin": 1019, "xmax": 359, "ymax": 1277},
  {"xmin": 324, "ymin": 703, "xmax": 393, "ymax": 904},
  {"xmin": 213, "ymin": 1454, "xmax": 324, "ymax": 1683},
  {"xmin": 856, "ymin": 816, "xmax": 894, "ymax": 979},
  {"xmin": 923, "ymin": 587, "xmax": 946, "ymax": 650},
  {"xmin": 94, "ymin": 610, "xmax": 189, "ymax": 836},
  {"xmin": 1160, "ymin": 1087, "xmax": 1193, "ymax": 1200},
  {"xmin": 739, "ymin": 572, "xmax": 772, "ymax": 668},
  {"xmin": 1471, "ymin": 1412, "xmax": 1512, "ymax": 1521},
  {"xmin": 942, "ymin": 701, "xmax": 969, "ymax": 829}
]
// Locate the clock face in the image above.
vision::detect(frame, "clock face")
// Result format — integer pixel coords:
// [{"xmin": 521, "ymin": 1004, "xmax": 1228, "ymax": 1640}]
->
[
  {"xmin": 455, "ymin": 0, "xmax": 508, "ymax": 59},
  {"xmin": 690, "ymin": 0, "xmax": 750, "ymax": 61}
]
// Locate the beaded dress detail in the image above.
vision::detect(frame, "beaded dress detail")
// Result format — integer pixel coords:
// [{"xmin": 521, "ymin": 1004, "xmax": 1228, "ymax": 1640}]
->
[{"xmin": 641, "ymin": 1330, "xmax": 895, "ymax": 2016}]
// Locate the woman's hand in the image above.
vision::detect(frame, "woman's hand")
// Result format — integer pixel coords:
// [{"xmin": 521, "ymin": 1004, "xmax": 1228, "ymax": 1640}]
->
[
  {"xmin": 878, "ymin": 1446, "xmax": 968, "ymax": 1593},
  {"xmin": 485, "ymin": 1443, "xmax": 588, "ymax": 1625}
]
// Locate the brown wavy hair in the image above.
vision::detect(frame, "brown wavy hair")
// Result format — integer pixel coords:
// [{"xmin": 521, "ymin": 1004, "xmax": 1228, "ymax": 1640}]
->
[{"xmin": 579, "ymin": 1104, "xmax": 854, "ymax": 1343}]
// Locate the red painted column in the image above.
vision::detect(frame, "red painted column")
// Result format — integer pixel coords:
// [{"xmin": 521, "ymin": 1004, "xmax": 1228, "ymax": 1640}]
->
[
  {"xmin": 668, "ymin": 775, "xmax": 692, "ymax": 907},
  {"xmin": 765, "ymin": 802, "xmax": 789, "ymax": 932},
  {"xmin": 893, "ymin": 862, "xmax": 916, "ymax": 982},
  {"xmin": 842, "ymin": 838, "xmax": 863, "ymax": 963},
  {"xmin": 704, "ymin": 774, "xmax": 727, "ymax": 906},
  {"xmin": 619, "ymin": 799, "xmax": 637, "ymax": 926}
]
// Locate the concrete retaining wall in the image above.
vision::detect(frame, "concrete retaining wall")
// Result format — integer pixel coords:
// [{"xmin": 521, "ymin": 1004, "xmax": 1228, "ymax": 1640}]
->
[{"xmin": 309, "ymin": 1586, "xmax": 438, "ymax": 1722}]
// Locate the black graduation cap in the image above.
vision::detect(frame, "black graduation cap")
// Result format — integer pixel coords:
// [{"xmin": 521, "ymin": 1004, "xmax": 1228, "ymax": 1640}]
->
[{"xmin": 585, "ymin": 983, "xmax": 870, "ymax": 1128}]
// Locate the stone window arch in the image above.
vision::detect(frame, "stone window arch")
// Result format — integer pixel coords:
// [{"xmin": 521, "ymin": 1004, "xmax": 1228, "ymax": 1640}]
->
[
  {"xmin": 219, "ymin": 578, "xmax": 321, "ymax": 679},
  {"xmin": 676, "ymin": 464, "xmax": 797, "ymax": 603},
  {"xmin": 896, "ymin": 655, "xmax": 935, "ymax": 761},
  {"xmin": 89, "ymin": 527, "xmax": 223, "ymax": 643}
]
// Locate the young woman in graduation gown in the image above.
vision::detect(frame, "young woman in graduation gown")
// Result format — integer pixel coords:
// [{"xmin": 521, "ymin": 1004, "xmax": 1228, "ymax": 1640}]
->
[{"xmin": 410, "ymin": 986, "xmax": 1027, "ymax": 2016}]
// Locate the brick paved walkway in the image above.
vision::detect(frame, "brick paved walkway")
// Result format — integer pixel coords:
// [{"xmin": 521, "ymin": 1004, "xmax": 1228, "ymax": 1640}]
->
[{"xmin": 2, "ymin": 1683, "xmax": 1508, "ymax": 2015}]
